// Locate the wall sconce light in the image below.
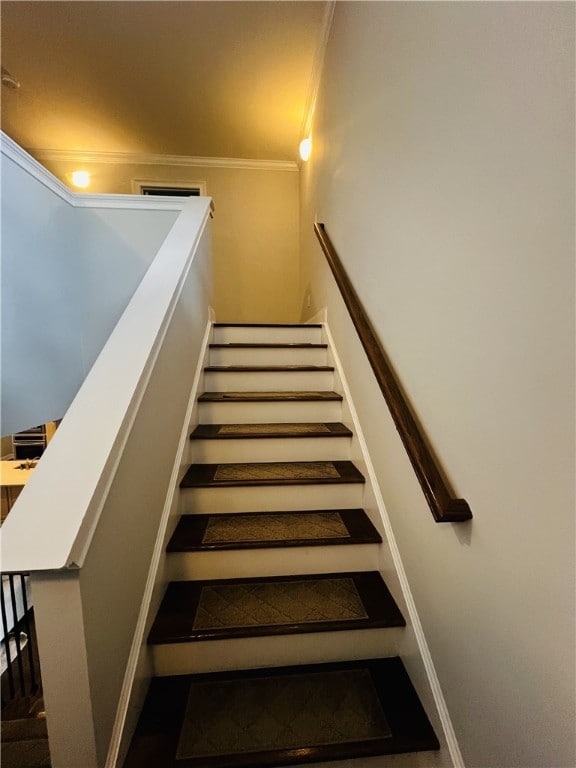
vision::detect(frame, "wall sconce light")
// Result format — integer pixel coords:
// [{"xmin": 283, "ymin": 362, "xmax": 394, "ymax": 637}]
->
[
  {"xmin": 70, "ymin": 170, "xmax": 90, "ymax": 189},
  {"xmin": 299, "ymin": 137, "xmax": 312, "ymax": 162}
]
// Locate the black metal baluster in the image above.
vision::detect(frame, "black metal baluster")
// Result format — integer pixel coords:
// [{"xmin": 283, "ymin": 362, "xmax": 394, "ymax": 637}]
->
[
  {"xmin": 8, "ymin": 574, "xmax": 26, "ymax": 697},
  {"xmin": 0, "ymin": 576, "xmax": 16, "ymax": 699},
  {"xmin": 20, "ymin": 574, "xmax": 38, "ymax": 694}
]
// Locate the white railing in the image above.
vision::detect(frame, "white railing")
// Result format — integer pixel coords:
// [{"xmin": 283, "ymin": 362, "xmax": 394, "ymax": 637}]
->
[{"xmin": 1, "ymin": 138, "xmax": 215, "ymax": 767}]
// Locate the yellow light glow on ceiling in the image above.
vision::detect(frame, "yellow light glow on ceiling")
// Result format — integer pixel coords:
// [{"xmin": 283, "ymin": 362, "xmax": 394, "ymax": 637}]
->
[{"xmin": 70, "ymin": 170, "xmax": 90, "ymax": 188}]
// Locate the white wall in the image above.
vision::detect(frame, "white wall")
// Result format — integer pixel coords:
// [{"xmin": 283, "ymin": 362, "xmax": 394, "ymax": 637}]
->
[
  {"xmin": 1, "ymin": 152, "xmax": 178, "ymax": 435},
  {"xmin": 39, "ymin": 159, "xmax": 301, "ymax": 323},
  {"xmin": 1, "ymin": 153, "xmax": 84, "ymax": 434},
  {"xmin": 300, "ymin": 4, "xmax": 575, "ymax": 767},
  {"xmin": 75, "ymin": 207, "xmax": 180, "ymax": 367}
]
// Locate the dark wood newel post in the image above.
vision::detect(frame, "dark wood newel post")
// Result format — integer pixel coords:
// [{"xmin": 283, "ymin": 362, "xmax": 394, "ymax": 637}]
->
[{"xmin": 313, "ymin": 222, "xmax": 472, "ymax": 523}]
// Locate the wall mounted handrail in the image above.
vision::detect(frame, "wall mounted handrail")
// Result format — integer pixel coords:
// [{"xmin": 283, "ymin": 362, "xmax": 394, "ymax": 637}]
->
[{"xmin": 314, "ymin": 222, "xmax": 472, "ymax": 523}]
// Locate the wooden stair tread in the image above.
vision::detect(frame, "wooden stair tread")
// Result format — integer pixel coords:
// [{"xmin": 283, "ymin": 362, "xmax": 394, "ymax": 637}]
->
[
  {"xmin": 123, "ymin": 657, "xmax": 439, "ymax": 768},
  {"xmin": 148, "ymin": 571, "xmax": 405, "ymax": 644},
  {"xmin": 167, "ymin": 509, "xmax": 382, "ymax": 552},
  {"xmin": 213, "ymin": 323, "xmax": 323, "ymax": 328},
  {"xmin": 210, "ymin": 343, "xmax": 327, "ymax": 349},
  {"xmin": 198, "ymin": 390, "xmax": 342, "ymax": 402},
  {"xmin": 180, "ymin": 460, "xmax": 365, "ymax": 488},
  {"xmin": 204, "ymin": 365, "xmax": 334, "ymax": 372},
  {"xmin": 190, "ymin": 422, "xmax": 352, "ymax": 440}
]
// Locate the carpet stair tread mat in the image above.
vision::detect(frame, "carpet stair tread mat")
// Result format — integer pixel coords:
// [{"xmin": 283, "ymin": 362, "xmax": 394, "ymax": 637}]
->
[
  {"xmin": 190, "ymin": 422, "xmax": 352, "ymax": 440},
  {"xmin": 122, "ymin": 657, "xmax": 440, "ymax": 768},
  {"xmin": 180, "ymin": 460, "xmax": 365, "ymax": 488},
  {"xmin": 148, "ymin": 571, "xmax": 404, "ymax": 644},
  {"xmin": 198, "ymin": 390, "xmax": 342, "ymax": 402},
  {"xmin": 167, "ymin": 509, "xmax": 382, "ymax": 551}
]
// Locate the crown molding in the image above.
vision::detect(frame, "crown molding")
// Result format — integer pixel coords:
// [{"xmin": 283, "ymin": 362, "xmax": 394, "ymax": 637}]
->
[
  {"xmin": 29, "ymin": 147, "xmax": 299, "ymax": 173},
  {"xmin": 1, "ymin": 132, "xmax": 189, "ymax": 211}
]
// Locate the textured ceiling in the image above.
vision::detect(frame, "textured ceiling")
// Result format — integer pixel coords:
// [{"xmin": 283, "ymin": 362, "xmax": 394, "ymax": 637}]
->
[{"xmin": 1, "ymin": 1, "xmax": 327, "ymax": 161}]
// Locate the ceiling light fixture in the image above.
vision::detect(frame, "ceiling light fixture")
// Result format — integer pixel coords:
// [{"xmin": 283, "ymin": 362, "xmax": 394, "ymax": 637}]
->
[
  {"xmin": 1, "ymin": 67, "xmax": 20, "ymax": 90},
  {"xmin": 299, "ymin": 137, "xmax": 312, "ymax": 162},
  {"xmin": 70, "ymin": 171, "xmax": 91, "ymax": 189}
]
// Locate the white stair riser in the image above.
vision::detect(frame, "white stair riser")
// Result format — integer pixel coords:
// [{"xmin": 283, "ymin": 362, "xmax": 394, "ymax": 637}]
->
[
  {"xmin": 213, "ymin": 326, "xmax": 323, "ymax": 345},
  {"xmin": 181, "ymin": 483, "xmax": 364, "ymax": 514},
  {"xmin": 198, "ymin": 400, "xmax": 342, "ymax": 424},
  {"xmin": 204, "ymin": 370, "xmax": 334, "ymax": 392},
  {"xmin": 151, "ymin": 626, "xmax": 404, "ymax": 676},
  {"xmin": 209, "ymin": 347, "xmax": 328, "ymax": 366},
  {"xmin": 189, "ymin": 436, "xmax": 352, "ymax": 464},
  {"xmin": 168, "ymin": 543, "xmax": 382, "ymax": 581}
]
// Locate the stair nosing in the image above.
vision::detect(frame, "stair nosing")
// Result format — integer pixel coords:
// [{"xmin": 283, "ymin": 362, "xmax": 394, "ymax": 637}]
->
[
  {"xmin": 204, "ymin": 365, "xmax": 334, "ymax": 372},
  {"xmin": 209, "ymin": 343, "xmax": 328, "ymax": 349},
  {"xmin": 213, "ymin": 323, "xmax": 323, "ymax": 328},
  {"xmin": 198, "ymin": 391, "xmax": 343, "ymax": 403}
]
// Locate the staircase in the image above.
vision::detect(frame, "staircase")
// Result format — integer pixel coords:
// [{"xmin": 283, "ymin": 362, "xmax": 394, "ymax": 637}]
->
[
  {"xmin": 124, "ymin": 323, "xmax": 439, "ymax": 768},
  {"xmin": 1, "ymin": 718, "xmax": 50, "ymax": 768}
]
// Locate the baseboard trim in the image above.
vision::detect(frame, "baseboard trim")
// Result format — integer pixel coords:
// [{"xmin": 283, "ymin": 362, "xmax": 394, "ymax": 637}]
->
[
  {"xmin": 104, "ymin": 317, "xmax": 213, "ymax": 768},
  {"xmin": 323, "ymin": 320, "xmax": 464, "ymax": 768}
]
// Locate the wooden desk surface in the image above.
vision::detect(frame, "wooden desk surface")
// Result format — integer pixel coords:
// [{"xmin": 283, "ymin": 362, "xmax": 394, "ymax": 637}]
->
[{"xmin": 0, "ymin": 460, "xmax": 37, "ymax": 487}]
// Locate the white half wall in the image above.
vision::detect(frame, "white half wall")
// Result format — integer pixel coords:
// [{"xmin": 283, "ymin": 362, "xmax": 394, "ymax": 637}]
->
[
  {"xmin": 1, "ymin": 146, "xmax": 179, "ymax": 436},
  {"xmin": 2, "ymin": 151, "xmax": 84, "ymax": 434},
  {"xmin": 299, "ymin": 4, "xmax": 575, "ymax": 768}
]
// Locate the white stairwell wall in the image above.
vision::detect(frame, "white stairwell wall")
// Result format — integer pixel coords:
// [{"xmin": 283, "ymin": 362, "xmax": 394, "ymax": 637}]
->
[{"xmin": 299, "ymin": 4, "xmax": 575, "ymax": 767}]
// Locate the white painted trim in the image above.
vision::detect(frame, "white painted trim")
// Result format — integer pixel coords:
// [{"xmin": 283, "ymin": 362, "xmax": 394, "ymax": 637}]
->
[
  {"xmin": 70, "ymin": 193, "xmax": 188, "ymax": 211},
  {"xmin": 299, "ymin": 1, "xmax": 336, "ymax": 143},
  {"xmin": 1, "ymin": 131, "xmax": 189, "ymax": 211},
  {"xmin": 1, "ymin": 198, "xmax": 212, "ymax": 572},
  {"xmin": 104, "ymin": 318, "xmax": 213, "ymax": 768},
  {"xmin": 323, "ymin": 320, "xmax": 464, "ymax": 768},
  {"xmin": 2, "ymin": 131, "xmax": 73, "ymax": 203},
  {"xmin": 130, "ymin": 178, "xmax": 208, "ymax": 196},
  {"xmin": 29, "ymin": 146, "xmax": 299, "ymax": 173},
  {"xmin": 31, "ymin": 572, "xmax": 99, "ymax": 768},
  {"xmin": 305, "ymin": 308, "xmax": 328, "ymax": 325}
]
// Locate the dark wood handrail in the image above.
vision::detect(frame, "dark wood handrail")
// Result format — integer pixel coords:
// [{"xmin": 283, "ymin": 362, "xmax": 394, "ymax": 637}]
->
[{"xmin": 314, "ymin": 223, "xmax": 472, "ymax": 523}]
